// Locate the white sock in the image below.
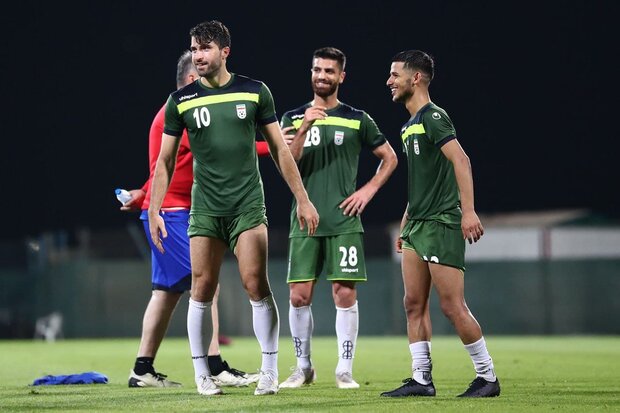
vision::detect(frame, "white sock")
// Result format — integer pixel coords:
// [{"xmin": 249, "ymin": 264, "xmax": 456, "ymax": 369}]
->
[
  {"xmin": 250, "ymin": 294, "xmax": 280, "ymax": 379},
  {"xmin": 335, "ymin": 301, "xmax": 358, "ymax": 374},
  {"xmin": 187, "ymin": 298, "xmax": 212, "ymax": 382},
  {"xmin": 289, "ymin": 303, "xmax": 313, "ymax": 369},
  {"xmin": 409, "ymin": 341, "xmax": 432, "ymax": 384},
  {"xmin": 464, "ymin": 336, "xmax": 496, "ymax": 382}
]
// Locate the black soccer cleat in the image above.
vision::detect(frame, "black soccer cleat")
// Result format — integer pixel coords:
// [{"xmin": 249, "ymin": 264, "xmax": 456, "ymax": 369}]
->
[
  {"xmin": 457, "ymin": 377, "xmax": 500, "ymax": 397},
  {"xmin": 380, "ymin": 378, "xmax": 436, "ymax": 397}
]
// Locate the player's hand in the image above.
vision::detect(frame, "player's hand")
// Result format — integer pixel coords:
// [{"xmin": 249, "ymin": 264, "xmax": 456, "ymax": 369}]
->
[
  {"xmin": 301, "ymin": 106, "xmax": 327, "ymax": 130},
  {"xmin": 281, "ymin": 126, "xmax": 296, "ymax": 145},
  {"xmin": 461, "ymin": 210, "xmax": 484, "ymax": 244},
  {"xmin": 120, "ymin": 189, "xmax": 146, "ymax": 211},
  {"xmin": 148, "ymin": 213, "xmax": 168, "ymax": 253},
  {"xmin": 339, "ymin": 186, "xmax": 377, "ymax": 216},
  {"xmin": 395, "ymin": 237, "xmax": 403, "ymax": 253},
  {"xmin": 296, "ymin": 200, "xmax": 320, "ymax": 236}
]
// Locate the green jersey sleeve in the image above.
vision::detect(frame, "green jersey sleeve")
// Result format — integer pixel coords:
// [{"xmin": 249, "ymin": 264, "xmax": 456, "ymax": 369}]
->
[
  {"xmin": 360, "ymin": 112, "xmax": 386, "ymax": 148},
  {"xmin": 163, "ymin": 95, "xmax": 184, "ymax": 137},
  {"xmin": 422, "ymin": 109, "xmax": 456, "ymax": 146},
  {"xmin": 257, "ymin": 83, "xmax": 277, "ymax": 125}
]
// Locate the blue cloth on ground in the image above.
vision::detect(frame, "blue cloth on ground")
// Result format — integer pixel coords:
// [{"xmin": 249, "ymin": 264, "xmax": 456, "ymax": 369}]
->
[{"xmin": 32, "ymin": 371, "xmax": 108, "ymax": 385}]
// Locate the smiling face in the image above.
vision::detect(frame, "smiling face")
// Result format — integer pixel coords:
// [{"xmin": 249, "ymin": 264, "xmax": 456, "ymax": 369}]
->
[
  {"xmin": 190, "ymin": 37, "xmax": 229, "ymax": 79},
  {"xmin": 311, "ymin": 57, "xmax": 345, "ymax": 99},
  {"xmin": 386, "ymin": 61, "xmax": 414, "ymax": 103}
]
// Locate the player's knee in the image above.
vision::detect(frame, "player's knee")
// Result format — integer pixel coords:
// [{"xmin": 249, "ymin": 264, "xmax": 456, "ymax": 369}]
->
[
  {"xmin": 333, "ymin": 285, "xmax": 356, "ymax": 307},
  {"xmin": 439, "ymin": 300, "xmax": 467, "ymax": 322},
  {"xmin": 403, "ymin": 294, "xmax": 426, "ymax": 316},
  {"xmin": 290, "ymin": 290, "xmax": 311, "ymax": 307}
]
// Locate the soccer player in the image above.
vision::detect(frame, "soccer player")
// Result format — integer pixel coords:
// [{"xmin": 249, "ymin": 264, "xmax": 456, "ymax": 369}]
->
[
  {"xmin": 120, "ymin": 51, "xmax": 269, "ymax": 388},
  {"xmin": 381, "ymin": 50, "xmax": 500, "ymax": 398},
  {"xmin": 148, "ymin": 20, "xmax": 319, "ymax": 396},
  {"xmin": 278, "ymin": 47, "xmax": 397, "ymax": 390}
]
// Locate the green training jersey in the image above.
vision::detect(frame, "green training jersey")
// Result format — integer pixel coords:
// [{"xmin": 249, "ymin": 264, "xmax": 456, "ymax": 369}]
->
[
  {"xmin": 400, "ymin": 102, "xmax": 460, "ymax": 223},
  {"xmin": 164, "ymin": 74, "xmax": 277, "ymax": 216},
  {"xmin": 281, "ymin": 102, "xmax": 386, "ymax": 237}
]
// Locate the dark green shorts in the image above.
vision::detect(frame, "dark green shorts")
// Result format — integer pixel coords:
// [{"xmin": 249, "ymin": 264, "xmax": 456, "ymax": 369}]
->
[
  {"xmin": 287, "ymin": 233, "xmax": 367, "ymax": 283},
  {"xmin": 188, "ymin": 207, "xmax": 268, "ymax": 252},
  {"xmin": 401, "ymin": 219, "xmax": 465, "ymax": 271}
]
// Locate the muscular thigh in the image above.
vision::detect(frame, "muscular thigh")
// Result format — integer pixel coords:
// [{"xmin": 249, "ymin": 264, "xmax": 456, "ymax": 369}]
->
[
  {"xmin": 428, "ymin": 262, "xmax": 465, "ymax": 302},
  {"xmin": 235, "ymin": 223, "xmax": 267, "ymax": 278},
  {"xmin": 401, "ymin": 247, "xmax": 432, "ymax": 300},
  {"xmin": 189, "ymin": 236, "xmax": 227, "ymax": 286}
]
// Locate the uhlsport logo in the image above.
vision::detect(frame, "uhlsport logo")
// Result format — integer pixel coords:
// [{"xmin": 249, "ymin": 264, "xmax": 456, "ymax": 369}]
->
[
  {"xmin": 432, "ymin": 112, "xmax": 441, "ymax": 120},
  {"xmin": 179, "ymin": 92, "xmax": 198, "ymax": 101},
  {"xmin": 334, "ymin": 131, "xmax": 344, "ymax": 145},
  {"xmin": 236, "ymin": 104, "xmax": 247, "ymax": 119}
]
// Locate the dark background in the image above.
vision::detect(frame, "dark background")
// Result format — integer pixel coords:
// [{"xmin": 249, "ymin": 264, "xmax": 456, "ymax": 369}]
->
[{"xmin": 2, "ymin": 0, "xmax": 618, "ymax": 242}]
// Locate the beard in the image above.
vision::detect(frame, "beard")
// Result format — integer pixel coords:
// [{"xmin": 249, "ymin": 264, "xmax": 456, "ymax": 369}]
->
[
  {"xmin": 312, "ymin": 80, "xmax": 338, "ymax": 98},
  {"xmin": 196, "ymin": 59, "xmax": 221, "ymax": 78}
]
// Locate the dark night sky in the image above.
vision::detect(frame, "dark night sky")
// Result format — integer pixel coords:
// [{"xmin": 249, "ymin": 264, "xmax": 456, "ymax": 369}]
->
[{"xmin": 1, "ymin": 0, "xmax": 618, "ymax": 242}]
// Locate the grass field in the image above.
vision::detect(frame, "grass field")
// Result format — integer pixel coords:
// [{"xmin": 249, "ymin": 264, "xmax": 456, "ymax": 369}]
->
[{"xmin": 0, "ymin": 336, "xmax": 618, "ymax": 412}]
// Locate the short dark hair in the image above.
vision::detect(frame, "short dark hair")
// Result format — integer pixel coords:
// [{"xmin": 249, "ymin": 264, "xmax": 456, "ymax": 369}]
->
[
  {"xmin": 313, "ymin": 47, "xmax": 346, "ymax": 70},
  {"xmin": 392, "ymin": 50, "xmax": 434, "ymax": 82},
  {"xmin": 189, "ymin": 20, "xmax": 231, "ymax": 49},
  {"xmin": 176, "ymin": 50, "xmax": 195, "ymax": 88}
]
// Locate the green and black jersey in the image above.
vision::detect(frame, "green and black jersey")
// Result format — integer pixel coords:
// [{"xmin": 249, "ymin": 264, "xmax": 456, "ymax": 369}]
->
[
  {"xmin": 281, "ymin": 102, "xmax": 386, "ymax": 237},
  {"xmin": 400, "ymin": 102, "xmax": 460, "ymax": 224},
  {"xmin": 164, "ymin": 74, "xmax": 277, "ymax": 216}
]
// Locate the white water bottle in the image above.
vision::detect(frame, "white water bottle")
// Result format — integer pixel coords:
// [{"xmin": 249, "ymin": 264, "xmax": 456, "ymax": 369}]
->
[{"xmin": 115, "ymin": 188, "xmax": 132, "ymax": 205}]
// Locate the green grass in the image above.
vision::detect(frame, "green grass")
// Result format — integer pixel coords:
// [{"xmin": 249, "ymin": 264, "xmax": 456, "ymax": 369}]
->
[{"xmin": 0, "ymin": 336, "xmax": 619, "ymax": 412}]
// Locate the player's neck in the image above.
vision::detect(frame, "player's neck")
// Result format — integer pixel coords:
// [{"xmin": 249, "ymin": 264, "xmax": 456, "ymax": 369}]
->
[
  {"xmin": 406, "ymin": 90, "xmax": 431, "ymax": 117},
  {"xmin": 200, "ymin": 69, "xmax": 231, "ymax": 88},
  {"xmin": 312, "ymin": 94, "xmax": 339, "ymax": 110}
]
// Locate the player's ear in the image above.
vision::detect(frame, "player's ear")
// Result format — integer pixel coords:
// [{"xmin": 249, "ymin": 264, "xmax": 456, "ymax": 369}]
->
[
  {"xmin": 339, "ymin": 70, "xmax": 346, "ymax": 84},
  {"xmin": 221, "ymin": 46, "xmax": 231, "ymax": 59}
]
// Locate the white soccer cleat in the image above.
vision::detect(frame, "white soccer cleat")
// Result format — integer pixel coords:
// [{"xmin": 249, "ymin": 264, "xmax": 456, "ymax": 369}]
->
[
  {"xmin": 212, "ymin": 370, "xmax": 253, "ymax": 387},
  {"xmin": 336, "ymin": 371, "xmax": 360, "ymax": 389},
  {"xmin": 278, "ymin": 366, "xmax": 316, "ymax": 388},
  {"xmin": 128, "ymin": 369, "xmax": 182, "ymax": 388},
  {"xmin": 242, "ymin": 371, "xmax": 261, "ymax": 384},
  {"xmin": 254, "ymin": 371, "xmax": 279, "ymax": 395},
  {"xmin": 196, "ymin": 375, "xmax": 223, "ymax": 396}
]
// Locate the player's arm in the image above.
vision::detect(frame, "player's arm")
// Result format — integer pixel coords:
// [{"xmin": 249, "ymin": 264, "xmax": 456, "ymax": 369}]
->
[
  {"xmin": 147, "ymin": 133, "xmax": 182, "ymax": 253},
  {"xmin": 440, "ymin": 139, "xmax": 484, "ymax": 244},
  {"xmin": 340, "ymin": 141, "xmax": 398, "ymax": 216},
  {"xmin": 283, "ymin": 106, "xmax": 327, "ymax": 161},
  {"xmin": 260, "ymin": 121, "xmax": 319, "ymax": 235}
]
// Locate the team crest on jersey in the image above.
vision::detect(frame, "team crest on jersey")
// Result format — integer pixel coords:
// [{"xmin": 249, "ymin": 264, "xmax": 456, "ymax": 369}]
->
[
  {"xmin": 432, "ymin": 112, "xmax": 441, "ymax": 120},
  {"xmin": 236, "ymin": 104, "xmax": 247, "ymax": 119},
  {"xmin": 413, "ymin": 138, "xmax": 420, "ymax": 155},
  {"xmin": 334, "ymin": 131, "xmax": 344, "ymax": 145}
]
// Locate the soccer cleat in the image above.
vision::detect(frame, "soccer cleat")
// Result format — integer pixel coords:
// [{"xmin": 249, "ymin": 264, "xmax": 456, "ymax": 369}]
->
[
  {"xmin": 335, "ymin": 372, "xmax": 360, "ymax": 389},
  {"xmin": 213, "ymin": 369, "xmax": 253, "ymax": 387},
  {"xmin": 128, "ymin": 369, "xmax": 182, "ymax": 388},
  {"xmin": 221, "ymin": 361, "xmax": 260, "ymax": 383},
  {"xmin": 380, "ymin": 378, "xmax": 436, "ymax": 397},
  {"xmin": 457, "ymin": 377, "xmax": 500, "ymax": 397},
  {"xmin": 254, "ymin": 371, "xmax": 279, "ymax": 395},
  {"xmin": 243, "ymin": 371, "xmax": 261, "ymax": 384},
  {"xmin": 278, "ymin": 367, "xmax": 316, "ymax": 388},
  {"xmin": 196, "ymin": 375, "xmax": 223, "ymax": 396}
]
